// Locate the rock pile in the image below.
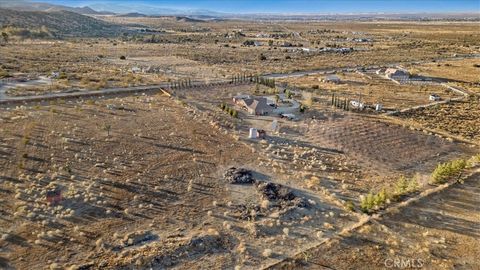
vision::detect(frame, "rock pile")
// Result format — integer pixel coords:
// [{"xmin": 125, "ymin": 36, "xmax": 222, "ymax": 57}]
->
[
  {"xmin": 255, "ymin": 182, "xmax": 308, "ymax": 208},
  {"xmin": 224, "ymin": 167, "xmax": 255, "ymax": 184}
]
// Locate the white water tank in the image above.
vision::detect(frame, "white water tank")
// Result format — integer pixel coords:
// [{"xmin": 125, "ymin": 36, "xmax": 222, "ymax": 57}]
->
[{"xmin": 249, "ymin": 128, "xmax": 257, "ymax": 139}]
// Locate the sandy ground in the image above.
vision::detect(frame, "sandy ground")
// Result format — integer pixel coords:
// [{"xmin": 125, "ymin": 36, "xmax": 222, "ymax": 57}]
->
[
  {"xmin": 271, "ymin": 169, "xmax": 480, "ymax": 270},
  {"xmin": 0, "ymin": 91, "xmax": 363, "ymax": 269}
]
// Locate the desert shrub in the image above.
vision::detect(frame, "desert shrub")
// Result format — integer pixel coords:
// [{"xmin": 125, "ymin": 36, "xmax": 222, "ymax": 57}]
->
[
  {"xmin": 285, "ymin": 90, "xmax": 293, "ymax": 99},
  {"xmin": 98, "ymin": 78, "xmax": 108, "ymax": 89},
  {"xmin": 392, "ymin": 175, "xmax": 419, "ymax": 198},
  {"xmin": 394, "ymin": 176, "xmax": 409, "ymax": 195},
  {"xmin": 120, "ymin": 55, "xmax": 126, "ymax": 60},
  {"xmin": 468, "ymin": 154, "xmax": 480, "ymax": 166},
  {"xmin": 430, "ymin": 159, "xmax": 467, "ymax": 184},
  {"xmin": 0, "ymin": 68, "xmax": 10, "ymax": 78},
  {"xmin": 362, "ymin": 175, "xmax": 421, "ymax": 214},
  {"xmin": 374, "ymin": 189, "xmax": 388, "ymax": 206},
  {"xmin": 361, "ymin": 188, "xmax": 389, "ymax": 213},
  {"xmin": 58, "ymin": 72, "xmax": 67, "ymax": 80},
  {"xmin": 220, "ymin": 104, "xmax": 238, "ymax": 118},
  {"xmin": 299, "ymin": 104, "xmax": 307, "ymax": 113},
  {"xmin": 360, "ymin": 193, "xmax": 375, "ymax": 213},
  {"xmin": 22, "ymin": 136, "xmax": 30, "ymax": 145},
  {"xmin": 344, "ymin": 200, "xmax": 355, "ymax": 212}
]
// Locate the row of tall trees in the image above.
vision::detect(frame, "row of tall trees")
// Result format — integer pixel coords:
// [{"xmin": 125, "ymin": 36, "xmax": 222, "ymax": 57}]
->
[
  {"xmin": 229, "ymin": 74, "xmax": 275, "ymax": 88},
  {"xmin": 169, "ymin": 79, "xmax": 193, "ymax": 89},
  {"xmin": 331, "ymin": 94, "xmax": 349, "ymax": 111},
  {"xmin": 168, "ymin": 74, "xmax": 275, "ymax": 90}
]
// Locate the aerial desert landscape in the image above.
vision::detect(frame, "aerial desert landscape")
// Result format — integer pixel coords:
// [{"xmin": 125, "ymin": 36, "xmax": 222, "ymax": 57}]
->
[{"xmin": 0, "ymin": 0, "xmax": 479, "ymax": 269}]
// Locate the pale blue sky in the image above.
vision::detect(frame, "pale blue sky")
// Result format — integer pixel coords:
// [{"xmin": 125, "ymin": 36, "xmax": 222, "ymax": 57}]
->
[{"xmin": 32, "ymin": 0, "xmax": 480, "ymax": 14}]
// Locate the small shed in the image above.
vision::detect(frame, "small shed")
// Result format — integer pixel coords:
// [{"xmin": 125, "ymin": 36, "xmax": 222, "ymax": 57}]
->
[{"xmin": 249, "ymin": 128, "xmax": 258, "ymax": 139}]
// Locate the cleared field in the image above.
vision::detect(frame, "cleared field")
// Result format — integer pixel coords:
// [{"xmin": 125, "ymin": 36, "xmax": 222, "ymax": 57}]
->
[
  {"xmin": 0, "ymin": 92, "xmax": 363, "ymax": 269},
  {"xmin": 411, "ymin": 58, "xmax": 480, "ymax": 83},
  {"xmin": 406, "ymin": 58, "xmax": 480, "ymax": 94},
  {"xmin": 0, "ymin": 94, "xmax": 253, "ymax": 268}
]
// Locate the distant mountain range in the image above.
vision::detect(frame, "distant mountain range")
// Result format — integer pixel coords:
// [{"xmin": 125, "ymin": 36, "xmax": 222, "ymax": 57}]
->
[
  {"xmin": 0, "ymin": 0, "xmax": 478, "ymax": 21},
  {"xmin": 0, "ymin": 0, "xmax": 115, "ymax": 15},
  {"xmin": 0, "ymin": 0, "xmax": 225, "ymax": 17}
]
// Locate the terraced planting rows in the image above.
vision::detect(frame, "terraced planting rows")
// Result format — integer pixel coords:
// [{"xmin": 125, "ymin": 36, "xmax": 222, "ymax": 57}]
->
[{"xmin": 306, "ymin": 114, "xmax": 469, "ymax": 175}]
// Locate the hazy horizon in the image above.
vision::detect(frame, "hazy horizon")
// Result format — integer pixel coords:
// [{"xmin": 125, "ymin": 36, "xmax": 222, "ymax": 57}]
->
[{"xmin": 27, "ymin": 0, "xmax": 480, "ymax": 15}]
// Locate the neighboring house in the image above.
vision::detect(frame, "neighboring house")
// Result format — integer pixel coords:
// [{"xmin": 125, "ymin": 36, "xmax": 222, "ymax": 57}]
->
[
  {"xmin": 385, "ymin": 68, "xmax": 409, "ymax": 81},
  {"xmin": 237, "ymin": 97, "xmax": 273, "ymax": 115},
  {"xmin": 323, "ymin": 75, "xmax": 341, "ymax": 84},
  {"xmin": 429, "ymin": 93, "xmax": 441, "ymax": 101},
  {"xmin": 233, "ymin": 94, "xmax": 252, "ymax": 103}
]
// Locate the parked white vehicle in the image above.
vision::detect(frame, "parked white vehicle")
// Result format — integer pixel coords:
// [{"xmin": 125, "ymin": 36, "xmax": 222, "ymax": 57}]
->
[{"xmin": 429, "ymin": 94, "xmax": 441, "ymax": 101}]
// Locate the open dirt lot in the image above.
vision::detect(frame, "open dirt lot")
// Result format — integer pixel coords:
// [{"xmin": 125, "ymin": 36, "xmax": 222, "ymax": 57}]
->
[
  {"xmin": 0, "ymin": 92, "xmax": 365, "ymax": 269},
  {"xmin": 0, "ymin": 93, "xmax": 256, "ymax": 268}
]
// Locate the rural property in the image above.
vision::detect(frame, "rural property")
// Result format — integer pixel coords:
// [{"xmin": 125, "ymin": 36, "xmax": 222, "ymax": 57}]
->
[{"xmin": 0, "ymin": 1, "xmax": 479, "ymax": 269}]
